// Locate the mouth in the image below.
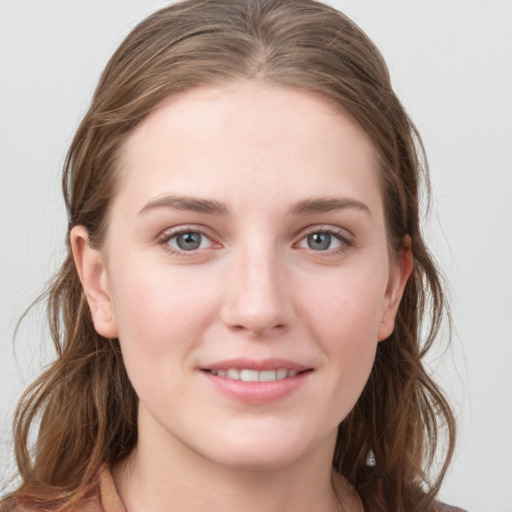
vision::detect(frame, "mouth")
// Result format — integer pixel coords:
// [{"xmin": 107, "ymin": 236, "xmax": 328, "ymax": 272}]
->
[
  {"xmin": 200, "ymin": 361, "xmax": 312, "ymax": 403},
  {"xmin": 203, "ymin": 368, "xmax": 310, "ymax": 382}
]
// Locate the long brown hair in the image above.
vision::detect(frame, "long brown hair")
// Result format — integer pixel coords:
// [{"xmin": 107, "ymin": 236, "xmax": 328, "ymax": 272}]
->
[{"xmin": 2, "ymin": 1, "xmax": 455, "ymax": 510}]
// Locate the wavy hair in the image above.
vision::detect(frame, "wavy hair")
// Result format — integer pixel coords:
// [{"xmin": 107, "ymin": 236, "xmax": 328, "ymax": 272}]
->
[{"xmin": 2, "ymin": 1, "xmax": 455, "ymax": 510}]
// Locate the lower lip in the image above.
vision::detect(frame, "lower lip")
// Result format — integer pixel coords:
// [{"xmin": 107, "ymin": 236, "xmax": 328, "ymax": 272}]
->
[{"xmin": 202, "ymin": 371, "xmax": 311, "ymax": 404}]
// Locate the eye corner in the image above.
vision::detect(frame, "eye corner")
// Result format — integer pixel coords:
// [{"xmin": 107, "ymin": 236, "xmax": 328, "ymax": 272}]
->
[
  {"xmin": 294, "ymin": 225, "xmax": 355, "ymax": 256},
  {"xmin": 157, "ymin": 225, "xmax": 221, "ymax": 258}
]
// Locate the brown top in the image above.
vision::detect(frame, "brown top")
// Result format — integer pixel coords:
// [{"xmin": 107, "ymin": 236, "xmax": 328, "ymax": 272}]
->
[{"xmin": 7, "ymin": 465, "xmax": 467, "ymax": 512}]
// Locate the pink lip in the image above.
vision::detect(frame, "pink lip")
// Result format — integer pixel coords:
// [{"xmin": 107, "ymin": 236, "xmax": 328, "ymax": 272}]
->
[
  {"xmin": 200, "ymin": 358, "xmax": 313, "ymax": 404},
  {"xmin": 201, "ymin": 358, "xmax": 310, "ymax": 372}
]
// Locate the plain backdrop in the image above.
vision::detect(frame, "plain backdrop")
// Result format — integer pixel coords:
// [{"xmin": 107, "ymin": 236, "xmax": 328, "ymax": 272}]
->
[{"xmin": 1, "ymin": 1, "xmax": 511, "ymax": 510}]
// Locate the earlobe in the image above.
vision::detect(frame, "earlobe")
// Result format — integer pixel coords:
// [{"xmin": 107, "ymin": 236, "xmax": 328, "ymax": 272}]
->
[
  {"xmin": 377, "ymin": 235, "xmax": 413, "ymax": 341},
  {"xmin": 70, "ymin": 226, "xmax": 118, "ymax": 339}
]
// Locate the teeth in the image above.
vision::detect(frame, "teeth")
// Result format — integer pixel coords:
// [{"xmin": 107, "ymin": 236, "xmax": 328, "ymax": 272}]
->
[
  {"xmin": 227, "ymin": 369, "xmax": 240, "ymax": 380},
  {"xmin": 240, "ymin": 369, "xmax": 259, "ymax": 382},
  {"xmin": 259, "ymin": 370, "xmax": 276, "ymax": 382},
  {"xmin": 210, "ymin": 368, "xmax": 301, "ymax": 381},
  {"xmin": 276, "ymin": 368, "xmax": 288, "ymax": 380}
]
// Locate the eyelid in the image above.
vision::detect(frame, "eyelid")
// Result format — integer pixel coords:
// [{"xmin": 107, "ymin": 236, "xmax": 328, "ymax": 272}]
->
[
  {"xmin": 294, "ymin": 225, "xmax": 355, "ymax": 252},
  {"xmin": 157, "ymin": 225, "xmax": 221, "ymax": 256}
]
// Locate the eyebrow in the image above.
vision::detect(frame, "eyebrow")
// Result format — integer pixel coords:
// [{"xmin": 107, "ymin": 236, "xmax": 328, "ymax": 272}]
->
[
  {"xmin": 289, "ymin": 197, "xmax": 372, "ymax": 216},
  {"xmin": 138, "ymin": 194, "xmax": 371, "ymax": 217},
  {"xmin": 138, "ymin": 195, "xmax": 229, "ymax": 215}
]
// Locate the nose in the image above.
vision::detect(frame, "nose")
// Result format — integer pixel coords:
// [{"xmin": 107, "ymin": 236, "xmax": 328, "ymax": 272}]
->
[{"xmin": 220, "ymin": 247, "xmax": 294, "ymax": 337}]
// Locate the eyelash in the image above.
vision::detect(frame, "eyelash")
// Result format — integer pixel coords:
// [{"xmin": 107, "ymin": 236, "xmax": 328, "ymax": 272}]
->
[
  {"xmin": 295, "ymin": 226, "xmax": 354, "ymax": 255},
  {"xmin": 157, "ymin": 226, "xmax": 216, "ymax": 257},
  {"xmin": 157, "ymin": 226, "xmax": 354, "ymax": 257}
]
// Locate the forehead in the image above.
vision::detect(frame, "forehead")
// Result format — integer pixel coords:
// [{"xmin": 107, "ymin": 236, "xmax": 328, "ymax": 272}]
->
[{"xmin": 115, "ymin": 80, "xmax": 382, "ymax": 214}]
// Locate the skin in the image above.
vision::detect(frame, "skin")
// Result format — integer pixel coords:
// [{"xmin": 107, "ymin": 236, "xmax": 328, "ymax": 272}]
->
[{"xmin": 72, "ymin": 81, "xmax": 412, "ymax": 512}]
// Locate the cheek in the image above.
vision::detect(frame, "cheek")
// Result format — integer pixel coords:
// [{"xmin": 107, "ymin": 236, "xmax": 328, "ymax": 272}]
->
[
  {"xmin": 304, "ymin": 269, "xmax": 386, "ymax": 342},
  {"xmin": 107, "ymin": 260, "xmax": 220, "ymax": 360},
  {"xmin": 302, "ymin": 270, "xmax": 385, "ymax": 387},
  {"xmin": 107, "ymin": 265, "xmax": 220, "ymax": 408}
]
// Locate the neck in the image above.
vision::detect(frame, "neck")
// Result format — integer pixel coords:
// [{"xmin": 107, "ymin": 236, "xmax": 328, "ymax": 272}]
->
[{"xmin": 112, "ymin": 418, "xmax": 361, "ymax": 512}]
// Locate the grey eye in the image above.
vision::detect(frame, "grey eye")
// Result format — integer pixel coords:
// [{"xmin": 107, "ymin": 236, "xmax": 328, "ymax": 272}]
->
[
  {"xmin": 298, "ymin": 231, "xmax": 344, "ymax": 251},
  {"xmin": 163, "ymin": 228, "xmax": 215, "ymax": 254},
  {"xmin": 306, "ymin": 233, "xmax": 332, "ymax": 250},
  {"xmin": 175, "ymin": 232, "xmax": 203, "ymax": 251}
]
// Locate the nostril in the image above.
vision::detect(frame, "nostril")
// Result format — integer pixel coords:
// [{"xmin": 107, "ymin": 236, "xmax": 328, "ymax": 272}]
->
[{"xmin": 229, "ymin": 322, "xmax": 289, "ymax": 337}]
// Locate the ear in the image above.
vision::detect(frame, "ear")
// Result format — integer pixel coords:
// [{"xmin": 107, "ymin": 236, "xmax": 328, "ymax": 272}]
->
[
  {"xmin": 377, "ymin": 235, "xmax": 413, "ymax": 341},
  {"xmin": 70, "ymin": 225, "xmax": 118, "ymax": 338}
]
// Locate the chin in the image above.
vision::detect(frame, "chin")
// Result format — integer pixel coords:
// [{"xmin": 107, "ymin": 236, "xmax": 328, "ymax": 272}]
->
[
  {"xmin": 206, "ymin": 444, "xmax": 306, "ymax": 471},
  {"xmin": 192, "ymin": 424, "xmax": 335, "ymax": 472}
]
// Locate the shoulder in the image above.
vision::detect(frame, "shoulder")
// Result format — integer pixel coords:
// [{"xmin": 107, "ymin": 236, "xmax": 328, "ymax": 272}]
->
[
  {"xmin": 356, "ymin": 470, "xmax": 468, "ymax": 512},
  {"xmin": 65, "ymin": 465, "xmax": 125, "ymax": 512},
  {"xmin": 361, "ymin": 497, "xmax": 469, "ymax": 512},
  {"xmin": 96, "ymin": 465, "xmax": 125, "ymax": 512},
  {"xmin": 0, "ymin": 496, "xmax": 104, "ymax": 512},
  {"xmin": 0, "ymin": 465, "xmax": 125, "ymax": 512}
]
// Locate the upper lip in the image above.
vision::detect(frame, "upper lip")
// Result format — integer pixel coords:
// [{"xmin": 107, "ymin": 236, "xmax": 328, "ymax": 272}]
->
[{"xmin": 201, "ymin": 358, "xmax": 311, "ymax": 372}]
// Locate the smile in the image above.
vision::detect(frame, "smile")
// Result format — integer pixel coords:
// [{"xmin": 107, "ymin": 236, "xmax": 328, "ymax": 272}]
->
[
  {"xmin": 202, "ymin": 365, "xmax": 311, "ymax": 403},
  {"xmin": 206, "ymin": 368, "xmax": 300, "ymax": 381}
]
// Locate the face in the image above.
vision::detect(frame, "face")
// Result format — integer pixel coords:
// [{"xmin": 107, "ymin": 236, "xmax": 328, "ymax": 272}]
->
[{"xmin": 72, "ymin": 81, "xmax": 410, "ymax": 471}]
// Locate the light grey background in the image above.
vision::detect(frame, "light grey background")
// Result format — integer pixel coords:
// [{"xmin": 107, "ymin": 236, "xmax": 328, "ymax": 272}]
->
[{"xmin": 1, "ymin": 1, "xmax": 511, "ymax": 510}]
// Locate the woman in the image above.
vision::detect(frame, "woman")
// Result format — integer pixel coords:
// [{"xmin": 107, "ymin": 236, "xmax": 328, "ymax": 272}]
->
[{"xmin": 1, "ymin": 0, "xmax": 465, "ymax": 510}]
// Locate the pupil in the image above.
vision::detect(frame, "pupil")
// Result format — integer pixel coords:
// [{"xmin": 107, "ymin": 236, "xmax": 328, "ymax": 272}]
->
[
  {"xmin": 177, "ymin": 232, "xmax": 201, "ymax": 250},
  {"xmin": 308, "ymin": 233, "xmax": 331, "ymax": 250}
]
